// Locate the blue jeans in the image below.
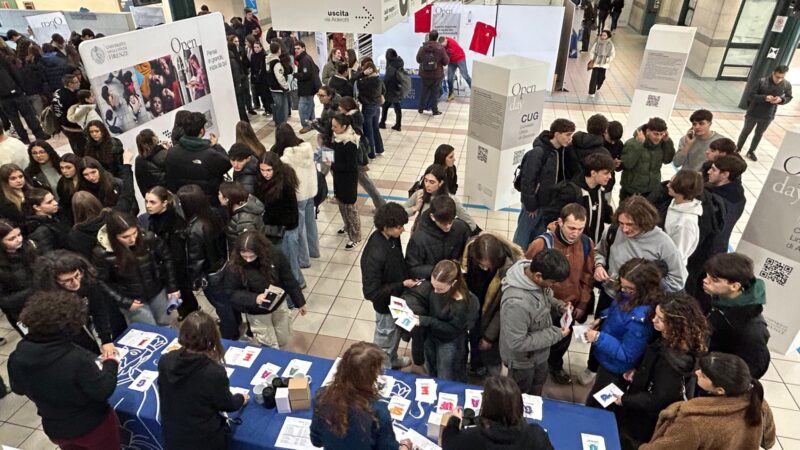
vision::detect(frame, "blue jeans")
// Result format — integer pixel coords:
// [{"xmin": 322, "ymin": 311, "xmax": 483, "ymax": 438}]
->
[
  {"xmin": 362, "ymin": 104, "xmax": 384, "ymax": 156},
  {"xmin": 298, "ymin": 95, "xmax": 315, "ymax": 128},
  {"xmin": 120, "ymin": 289, "xmax": 172, "ymax": 326},
  {"xmin": 297, "ymin": 198, "xmax": 320, "ymax": 267},
  {"xmin": 271, "ymin": 91, "xmax": 288, "ymax": 125},
  {"xmin": 447, "ymin": 60, "xmax": 472, "ymax": 95},
  {"xmin": 375, "ymin": 312, "xmax": 401, "ymax": 369},
  {"xmin": 280, "ymin": 227, "xmax": 306, "ymax": 287},
  {"xmin": 513, "ymin": 210, "xmax": 537, "ymax": 250},
  {"xmin": 204, "ymin": 282, "xmax": 241, "ymax": 340},
  {"xmin": 424, "ymin": 337, "xmax": 461, "ymax": 381}
]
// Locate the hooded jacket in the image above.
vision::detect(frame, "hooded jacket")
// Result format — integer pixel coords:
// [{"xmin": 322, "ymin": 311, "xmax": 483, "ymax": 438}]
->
[
  {"xmin": 405, "ymin": 214, "xmax": 471, "ymax": 280},
  {"xmin": 746, "ymin": 74, "xmax": 793, "ymax": 120},
  {"xmin": 639, "ymin": 395, "xmax": 776, "ymax": 450},
  {"xmin": 672, "ymin": 131, "xmax": 726, "ymax": 171},
  {"xmin": 707, "ymin": 180, "xmax": 746, "ymax": 254},
  {"xmin": 165, "ymin": 135, "xmax": 231, "ymax": 204},
  {"xmin": 25, "ymin": 214, "xmax": 69, "ymax": 253},
  {"xmin": 222, "ymin": 248, "xmax": 306, "ymax": 315},
  {"xmin": 294, "ymin": 51, "xmax": 321, "ymax": 97},
  {"xmin": 595, "ymin": 226, "xmax": 685, "ymax": 293},
  {"xmin": 567, "ymin": 131, "xmax": 611, "ymax": 175},
  {"xmin": 664, "ymin": 198, "xmax": 703, "ymax": 270},
  {"xmin": 416, "ymin": 40, "xmax": 449, "ymax": 80},
  {"xmin": 620, "ymin": 133, "xmax": 676, "ymax": 195},
  {"xmin": 356, "ymin": 73, "xmax": 386, "ymax": 107},
  {"xmin": 134, "ymin": 144, "xmax": 169, "ymax": 195},
  {"xmin": 281, "ymin": 141, "xmax": 318, "ymax": 201},
  {"xmin": 330, "ymin": 127, "xmax": 360, "ymax": 205},
  {"xmin": 403, "ymin": 281, "xmax": 471, "ymax": 344},
  {"xmin": 66, "ymin": 212, "xmax": 108, "ymax": 258},
  {"xmin": 66, "ymin": 103, "xmax": 102, "ymax": 130},
  {"xmin": 361, "ymin": 230, "xmax": 410, "ymax": 314},
  {"xmin": 442, "ymin": 416, "xmax": 554, "ymax": 450},
  {"xmin": 708, "ymin": 279, "xmax": 771, "ymax": 378},
  {"xmin": 232, "ymin": 156, "xmax": 259, "ymax": 194},
  {"xmin": 519, "ymin": 131, "xmax": 572, "ymax": 212},
  {"xmin": 8, "ymin": 338, "xmax": 118, "ymax": 440},
  {"xmin": 541, "ymin": 175, "xmax": 612, "ymax": 244},
  {"xmin": 499, "ymin": 260, "xmax": 565, "ymax": 369},
  {"xmin": 620, "ymin": 338, "xmax": 700, "ymax": 443},
  {"xmin": 594, "ymin": 296, "xmax": 656, "ymax": 375},
  {"xmin": 384, "ymin": 52, "xmax": 406, "ymax": 103},
  {"xmin": 158, "ymin": 349, "xmax": 245, "ymax": 450},
  {"xmin": 267, "ymin": 52, "xmax": 290, "ymax": 92},
  {"xmin": 40, "ymin": 51, "xmax": 67, "ymax": 93},
  {"xmin": 225, "ymin": 194, "xmax": 266, "ymax": 248}
]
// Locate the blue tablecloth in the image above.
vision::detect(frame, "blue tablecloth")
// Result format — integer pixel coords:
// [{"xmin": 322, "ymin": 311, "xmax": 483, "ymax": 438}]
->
[
  {"xmin": 112, "ymin": 324, "xmax": 621, "ymax": 449},
  {"xmin": 380, "ymin": 73, "xmax": 448, "ymax": 110}
]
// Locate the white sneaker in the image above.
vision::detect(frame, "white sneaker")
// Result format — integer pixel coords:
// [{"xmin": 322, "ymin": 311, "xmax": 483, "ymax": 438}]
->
[
  {"xmin": 391, "ymin": 356, "xmax": 411, "ymax": 369},
  {"xmin": 576, "ymin": 368, "xmax": 596, "ymax": 385},
  {"xmin": 589, "ymin": 93, "xmax": 596, "ymax": 98}
]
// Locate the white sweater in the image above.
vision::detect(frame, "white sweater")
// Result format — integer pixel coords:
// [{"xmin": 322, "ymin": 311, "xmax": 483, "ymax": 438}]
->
[
  {"xmin": 664, "ymin": 199, "xmax": 703, "ymax": 271},
  {"xmin": 281, "ymin": 142, "xmax": 318, "ymax": 201}
]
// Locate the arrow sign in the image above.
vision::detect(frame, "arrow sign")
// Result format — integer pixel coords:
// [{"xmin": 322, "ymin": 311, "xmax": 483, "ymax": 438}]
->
[{"xmin": 355, "ymin": 6, "xmax": 374, "ymax": 29}]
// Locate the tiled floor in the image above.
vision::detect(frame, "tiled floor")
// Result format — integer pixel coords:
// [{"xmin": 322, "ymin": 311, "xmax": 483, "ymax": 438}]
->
[{"xmin": 2, "ymin": 26, "xmax": 800, "ymax": 448}]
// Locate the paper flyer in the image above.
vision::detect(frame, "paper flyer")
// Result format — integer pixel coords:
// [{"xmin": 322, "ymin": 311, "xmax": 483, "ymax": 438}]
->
[
  {"xmin": 404, "ymin": 428, "xmax": 442, "ymax": 450},
  {"xmin": 163, "ymin": 337, "xmax": 182, "ymax": 353},
  {"xmin": 251, "ymin": 363, "xmax": 282, "ymax": 386},
  {"xmin": 387, "ymin": 396, "xmax": 411, "ymax": 420},
  {"xmin": 521, "ymin": 394, "xmax": 543, "ymax": 421},
  {"xmin": 230, "ymin": 387, "xmax": 250, "ymax": 397},
  {"xmin": 274, "ymin": 417, "xmax": 316, "ymax": 450},
  {"xmin": 572, "ymin": 324, "xmax": 590, "ymax": 343},
  {"xmin": 118, "ymin": 329, "xmax": 159, "ymax": 349},
  {"xmin": 282, "ymin": 359, "xmax": 312, "ymax": 378},
  {"xmin": 593, "ymin": 383, "xmax": 624, "ymax": 408},
  {"xmin": 225, "ymin": 346, "xmax": 262, "ymax": 368},
  {"xmin": 436, "ymin": 392, "xmax": 459, "ymax": 414},
  {"xmin": 225, "ymin": 367, "xmax": 235, "ymax": 378},
  {"xmin": 378, "ymin": 375, "xmax": 396, "ymax": 397},
  {"xmin": 129, "ymin": 370, "xmax": 159, "ymax": 392},
  {"xmin": 560, "ymin": 308, "xmax": 574, "ymax": 329},
  {"xmin": 464, "ymin": 389, "xmax": 483, "ymax": 414},
  {"xmin": 581, "ymin": 433, "xmax": 607, "ymax": 450},
  {"xmin": 416, "ymin": 379, "xmax": 438, "ymax": 403}
]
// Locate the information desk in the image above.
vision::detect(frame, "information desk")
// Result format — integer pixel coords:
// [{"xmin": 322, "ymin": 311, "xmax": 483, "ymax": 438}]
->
[
  {"xmin": 380, "ymin": 73, "xmax": 449, "ymax": 110},
  {"xmin": 111, "ymin": 324, "xmax": 621, "ymax": 449}
]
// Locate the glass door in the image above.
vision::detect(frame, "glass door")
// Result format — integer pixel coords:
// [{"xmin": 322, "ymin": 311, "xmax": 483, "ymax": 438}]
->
[{"xmin": 718, "ymin": 0, "xmax": 779, "ymax": 80}]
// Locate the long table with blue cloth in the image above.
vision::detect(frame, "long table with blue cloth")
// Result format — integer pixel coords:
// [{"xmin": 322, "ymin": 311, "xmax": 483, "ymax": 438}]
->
[
  {"xmin": 111, "ymin": 323, "xmax": 621, "ymax": 449},
  {"xmin": 381, "ymin": 72, "xmax": 449, "ymax": 110}
]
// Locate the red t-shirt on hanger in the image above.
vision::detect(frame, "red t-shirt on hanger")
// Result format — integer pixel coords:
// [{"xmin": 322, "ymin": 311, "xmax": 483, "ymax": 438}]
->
[{"xmin": 470, "ymin": 22, "xmax": 497, "ymax": 55}]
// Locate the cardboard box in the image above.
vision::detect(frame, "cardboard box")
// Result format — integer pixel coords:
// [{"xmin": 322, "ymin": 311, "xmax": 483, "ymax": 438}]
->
[
  {"xmin": 288, "ymin": 377, "xmax": 311, "ymax": 401},
  {"xmin": 275, "ymin": 387, "xmax": 291, "ymax": 414},
  {"xmin": 426, "ymin": 411, "xmax": 451, "ymax": 443},
  {"xmin": 289, "ymin": 398, "xmax": 311, "ymax": 412}
]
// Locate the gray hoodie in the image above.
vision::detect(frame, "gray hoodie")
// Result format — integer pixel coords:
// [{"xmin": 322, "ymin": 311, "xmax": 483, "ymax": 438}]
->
[
  {"xmin": 672, "ymin": 131, "xmax": 726, "ymax": 171},
  {"xmin": 499, "ymin": 260, "xmax": 564, "ymax": 370},
  {"xmin": 595, "ymin": 226, "xmax": 685, "ymax": 293}
]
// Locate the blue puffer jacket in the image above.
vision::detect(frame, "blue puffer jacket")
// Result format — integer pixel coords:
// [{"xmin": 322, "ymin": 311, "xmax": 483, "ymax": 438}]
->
[
  {"xmin": 40, "ymin": 52, "xmax": 67, "ymax": 95},
  {"xmin": 594, "ymin": 299, "xmax": 656, "ymax": 375}
]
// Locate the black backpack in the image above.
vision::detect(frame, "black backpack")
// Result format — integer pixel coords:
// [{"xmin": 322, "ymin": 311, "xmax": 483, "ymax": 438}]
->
[{"xmin": 420, "ymin": 51, "xmax": 437, "ymax": 72}]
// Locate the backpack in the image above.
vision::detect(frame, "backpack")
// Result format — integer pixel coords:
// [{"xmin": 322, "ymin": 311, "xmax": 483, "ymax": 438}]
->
[
  {"xmin": 537, "ymin": 231, "xmax": 593, "ymax": 259},
  {"xmin": 397, "ymin": 69, "xmax": 412, "ymax": 97},
  {"xmin": 513, "ymin": 149, "xmax": 550, "ymax": 192},
  {"xmin": 40, "ymin": 104, "xmax": 59, "ymax": 135},
  {"xmin": 420, "ymin": 51, "xmax": 437, "ymax": 72}
]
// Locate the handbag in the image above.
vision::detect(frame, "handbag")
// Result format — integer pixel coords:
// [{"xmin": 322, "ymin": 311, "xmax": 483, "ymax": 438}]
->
[
  {"xmin": 264, "ymin": 224, "xmax": 286, "ymax": 244},
  {"xmin": 587, "ymin": 59, "xmax": 595, "ymax": 71}
]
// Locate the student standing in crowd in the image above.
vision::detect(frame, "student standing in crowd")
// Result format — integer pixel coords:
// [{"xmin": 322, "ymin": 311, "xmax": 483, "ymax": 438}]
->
[
  {"xmin": 294, "ymin": 41, "xmax": 321, "ymax": 134},
  {"xmin": 327, "ymin": 113, "xmax": 361, "ymax": 249},
  {"xmin": 219, "ymin": 181, "xmax": 265, "ymax": 248},
  {"xmin": 588, "ymin": 31, "xmax": 615, "ymax": 98},
  {"xmin": 672, "ymin": 109, "xmax": 727, "ymax": 171},
  {"xmin": 405, "ymin": 164, "xmax": 477, "ymax": 232},
  {"xmin": 406, "ymin": 195, "xmax": 472, "ymax": 280},
  {"xmin": 78, "ymin": 155, "xmax": 137, "ymax": 214},
  {"xmin": 328, "ymin": 62, "xmax": 354, "ymax": 99},
  {"xmin": 338, "ymin": 97, "xmax": 386, "ymax": 209},
  {"xmin": 663, "ymin": 170, "xmax": 704, "ymax": 271},
  {"xmin": 249, "ymin": 41, "xmax": 273, "ymax": 117},
  {"xmin": 737, "ymin": 65, "xmax": 792, "ymax": 161},
  {"xmin": 53, "ymin": 74, "xmax": 86, "ymax": 155},
  {"xmin": 703, "ymin": 252, "xmax": 771, "ymax": 379},
  {"xmin": 361, "ymin": 203, "xmax": 414, "ymax": 369},
  {"xmin": 25, "ymin": 141, "xmax": 62, "ymax": 197},
  {"xmin": 66, "ymin": 89, "xmax": 102, "ymax": 130},
  {"xmin": 433, "ymin": 144, "xmax": 458, "ymax": 195},
  {"xmin": 229, "ymin": 144, "xmax": 258, "ymax": 194},
  {"xmin": 23, "ymin": 188, "xmax": 69, "ymax": 252},
  {"xmin": 700, "ymin": 137, "xmax": 737, "ymax": 182},
  {"xmin": 566, "ymin": 114, "xmax": 610, "ymax": 179},
  {"xmin": 356, "ymin": 61, "xmax": 386, "ymax": 159},
  {"xmin": 158, "ymin": 311, "xmax": 247, "ymax": 450},
  {"xmin": 438, "ymin": 36, "xmax": 471, "ymax": 102},
  {"xmin": 134, "ymin": 128, "xmax": 169, "ymax": 196},
  {"xmin": 639, "ymin": 353, "xmax": 775, "ymax": 449},
  {"xmin": 0, "ymin": 163, "xmax": 27, "ymax": 226},
  {"xmin": 84, "ymin": 120, "xmax": 124, "ymax": 177},
  {"xmin": 322, "ymin": 48, "xmax": 343, "ymax": 85},
  {"xmin": 620, "ymin": 118, "xmax": 675, "ymax": 201},
  {"xmin": 0, "ymin": 219, "xmax": 33, "ymax": 335},
  {"xmin": 706, "ymin": 154, "xmax": 748, "ymax": 254},
  {"xmin": 227, "ymin": 35, "xmax": 249, "ymax": 122},
  {"xmin": 267, "ymin": 42, "xmax": 291, "ymax": 126},
  {"xmin": 236, "ymin": 120, "xmax": 268, "ymax": 158},
  {"xmin": 0, "ymin": 54, "xmax": 50, "ymax": 144},
  {"xmin": 9, "ymin": 291, "xmax": 121, "ymax": 450},
  {"xmin": 57, "ymin": 153, "xmax": 83, "ymax": 225},
  {"xmin": 380, "ymin": 49, "xmax": 406, "ymax": 131},
  {"xmin": 416, "ymin": 30, "xmax": 449, "ymax": 115},
  {"xmin": 66, "ymin": 191, "xmax": 109, "ymax": 258}
]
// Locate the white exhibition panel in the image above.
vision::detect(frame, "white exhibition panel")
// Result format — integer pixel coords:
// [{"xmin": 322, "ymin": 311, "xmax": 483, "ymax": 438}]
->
[
  {"xmin": 372, "ymin": 5, "xmax": 563, "ymax": 89},
  {"xmin": 270, "ymin": 0, "xmax": 425, "ymax": 34},
  {"xmin": 25, "ymin": 12, "xmax": 72, "ymax": 44},
  {"xmin": 626, "ymin": 25, "xmax": 696, "ymax": 133}
]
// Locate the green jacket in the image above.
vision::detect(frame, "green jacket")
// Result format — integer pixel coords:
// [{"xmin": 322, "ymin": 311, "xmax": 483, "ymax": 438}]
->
[{"xmin": 620, "ymin": 136, "xmax": 675, "ymax": 194}]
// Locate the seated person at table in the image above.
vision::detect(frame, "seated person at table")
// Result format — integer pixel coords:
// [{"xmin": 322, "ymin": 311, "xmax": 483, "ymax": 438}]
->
[
  {"xmin": 223, "ymin": 230, "xmax": 307, "ymax": 349},
  {"xmin": 8, "ymin": 291, "xmax": 120, "ymax": 450},
  {"xmin": 158, "ymin": 311, "xmax": 248, "ymax": 450},
  {"xmin": 311, "ymin": 342, "xmax": 413, "ymax": 450},
  {"xmin": 441, "ymin": 375, "xmax": 554, "ymax": 450}
]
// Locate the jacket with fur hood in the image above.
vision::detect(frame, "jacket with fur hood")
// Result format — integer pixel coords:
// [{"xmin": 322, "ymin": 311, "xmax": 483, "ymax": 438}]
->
[
  {"xmin": 66, "ymin": 103, "xmax": 101, "ymax": 130},
  {"xmin": 281, "ymin": 141, "xmax": 318, "ymax": 201},
  {"xmin": 664, "ymin": 198, "xmax": 703, "ymax": 271},
  {"xmin": 499, "ymin": 260, "xmax": 565, "ymax": 369},
  {"xmin": 330, "ymin": 128, "xmax": 360, "ymax": 205}
]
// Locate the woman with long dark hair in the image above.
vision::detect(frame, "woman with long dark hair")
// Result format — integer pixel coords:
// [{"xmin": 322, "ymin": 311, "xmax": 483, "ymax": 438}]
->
[
  {"xmin": 403, "ymin": 259, "xmax": 473, "ymax": 380},
  {"xmin": 355, "ymin": 60, "xmax": 386, "ymax": 158},
  {"xmin": 249, "ymin": 41, "xmax": 273, "ymax": 116},
  {"xmin": 84, "ymin": 120, "xmax": 124, "ymax": 177},
  {"xmin": 134, "ymin": 128, "xmax": 169, "ymax": 195},
  {"xmin": 218, "ymin": 181, "xmax": 265, "ymax": 249},
  {"xmin": 616, "ymin": 292, "xmax": 709, "ymax": 448},
  {"xmin": 25, "ymin": 141, "xmax": 62, "ymax": 197},
  {"xmin": 23, "ymin": 187, "xmax": 69, "ymax": 252},
  {"xmin": 311, "ymin": 342, "xmax": 412, "ymax": 449},
  {"xmin": 78, "ymin": 156, "xmax": 137, "ymax": 214},
  {"xmin": 235, "ymin": 120, "xmax": 267, "ymax": 158},
  {"xmin": 158, "ymin": 311, "xmax": 247, "ymax": 450},
  {"xmin": 584, "ymin": 258, "xmax": 661, "ymax": 408},
  {"xmin": 66, "ymin": 191, "xmax": 109, "ymax": 258},
  {"xmin": 269, "ymin": 122, "xmax": 304, "ymax": 157},
  {"xmin": 91, "ymin": 211, "xmax": 179, "ymax": 326},
  {"xmin": 56, "ymin": 153, "xmax": 83, "ymax": 225},
  {"xmin": 0, "ymin": 163, "xmax": 28, "ymax": 226},
  {"xmin": 338, "ymin": 97, "xmax": 386, "ymax": 209},
  {"xmin": 433, "ymin": 144, "xmax": 458, "ymax": 195},
  {"xmin": 0, "ymin": 219, "xmax": 34, "ymax": 337},
  {"xmin": 441, "ymin": 376, "xmax": 554, "ymax": 449},
  {"xmin": 223, "ymin": 231, "xmax": 306, "ymax": 348},
  {"xmin": 404, "ymin": 164, "xmax": 476, "ymax": 231},
  {"xmin": 640, "ymin": 353, "xmax": 776, "ymax": 449},
  {"xmin": 255, "ymin": 152, "xmax": 305, "ymax": 287},
  {"xmin": 379, "ymin": 48, "xmax": 405, "ymax": 131},
  {"xmin": 327, "ymin": 113, "xmax": 361, "ymax": 249}
]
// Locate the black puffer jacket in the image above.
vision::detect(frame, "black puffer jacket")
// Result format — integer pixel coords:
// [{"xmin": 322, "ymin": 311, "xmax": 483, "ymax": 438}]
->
[
  {"xmin": 66, "ymin": 212, "xmax": 107, "ymax": 258},
  {"xmin": 222, "ymin": 249, "xmax": 306, "ymax": 315},
  {"xmin": 294, "ymin": 51, "xmax": 321, "ymax": 97},
  {"xmin": 228, "ymin": 44, "xmax": 245, "ymax": 94},
  {"xmin": 519, "ymin": 131, "xmax": 574, "ymax": 212},
  {"xmin": 567, "ymin": 131, "xmax": 615, "ymax": 190},
  {"xmin": 134, "ymin": 145, "xmax": 169, "ymax": 195},
  {"xmin": 442, "ymin": 416, "xmax": 554, "ymax": 450},
  {"xmin": 619, "ymin": 339, "xmax": 699, "ymax": 444},
  {"xmin": 40, "ymin": 52, "xmax": 67, "ymax": 95},
  {"xmin": 233, "ymin": 157, "xmax": 259, "ymax": 194},
  {"xmin": 25, "ymin": 214, "xmax": 70, "ymax": 253},
  {"xmin": 148, "ymin": 207, "xmax": 189, "ymax": 284},
  {"xmin": 91, "ymin": 228, "xmax": 178, "ymax": 307},
  {"xmin": 257, "ymin": 181, "xmax": 299, "ymax": 230},
  {"xmin": 0, "ymin": 194, "xmax": 24, "ymax": 227},
  {"xmin": 356, "ymin": 74, "xmax": 385, "ymax": 107},
  {"xmin": 405, "ymin": 214, "xmax": 471, "ymax": 280},
  {"xmin": 18, "ymin": 58, "xmax": 49, "ymax": 96},
  {"xmin": 384, "ymin": 53, "xmax": 406, "ymax": 103},
  {"xmin": 0, "ymin": 249, "xmax": 34, "ymax": 319},
  {"xmin": 165, "ymin": 136, "xmax": 231, "ymax": 205},
  {"xmin": 76, "ymin": 279, "xmax": 130, "ymax": 344},
  {"xmin": 360, "ymin": 230, "xmax": 410, "ymax": 314},
  {"xmin": 185, "ymin": 216, "xmax": 226, "ymax": 286}
]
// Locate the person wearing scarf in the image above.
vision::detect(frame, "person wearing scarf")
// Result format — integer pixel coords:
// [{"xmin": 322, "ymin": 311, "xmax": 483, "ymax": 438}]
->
[{"xmin": 589, "ymin": 30, "xmax": 616, "ymax": 97}]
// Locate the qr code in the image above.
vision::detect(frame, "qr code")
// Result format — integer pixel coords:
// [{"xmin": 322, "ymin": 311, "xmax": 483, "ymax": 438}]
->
[
  {"xmin": 759, "ymin": 258, "xmax": 793, "ymax": 286},
  {"xmin": 477, "ymin": 146, "xmax": 488, "ymax": 163},
  {"xmin": 513, "ymin": 149, "xmax": 525, "ymax": 165},
  {"xmin": 646, "ymin": 95, "xmax": 661, "ymax": 107}
]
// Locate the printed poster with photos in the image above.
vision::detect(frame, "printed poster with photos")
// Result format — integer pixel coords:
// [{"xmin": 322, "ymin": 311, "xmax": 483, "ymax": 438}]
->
[{"xmin": 78, "ymin": 13, "xmax": 238, "ymax": 151}]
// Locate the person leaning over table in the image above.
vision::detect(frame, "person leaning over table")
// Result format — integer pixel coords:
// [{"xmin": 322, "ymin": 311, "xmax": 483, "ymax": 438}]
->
[
  {"xmin": 441, "ymin": 375, "xmax": 554, "ymax": 450},
  {"xmin": 311, "ymin": 341, "xmax": 413, "ymax": 450},
  {"xmin": 158, "ymin": 311, "xmax": 248, "ymax": 450}
]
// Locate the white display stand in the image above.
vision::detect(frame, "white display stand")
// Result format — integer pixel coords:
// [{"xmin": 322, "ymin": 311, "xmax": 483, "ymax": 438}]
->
[
  {"xmin": 465, "ymin": 55, "xmax": 549, "ymax": 211},
  {"xmin": 25, "ymin": 12, "xmax": 71, "ymax": 44},
  {"xmin": 736, "ymin": 131, "xmax": 800, "ymax": 356},
  {"xmin": 270, "ymin": 0, "xmax": 425, "ymax": 34},
  {"xmin": 625, "ymin": 25, "xmax": 695, "ymax": 133}
]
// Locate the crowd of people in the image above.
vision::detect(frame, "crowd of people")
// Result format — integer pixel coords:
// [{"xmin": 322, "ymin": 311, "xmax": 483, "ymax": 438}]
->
[{"xmin": 0, "ymin": 13, "xmax": 784, "ymax": 450}]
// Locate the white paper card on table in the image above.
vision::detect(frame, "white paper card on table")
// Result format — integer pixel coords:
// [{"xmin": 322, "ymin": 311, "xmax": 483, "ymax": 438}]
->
[
  {"xmin": 322, "ymin": 357, "xmax": 341, "ymax": 386},
  {"xmin": 163, "ymin": 337, "xmax": 182, "ymax": 353},
  {"xmin": 282, "ymin": 359, "xmax": 312, "ymax": 378},
  {"xmin": 593, "ymin": 383, "xmax": 624, "ymax": 408},
  {"xmin": 237, "ymin": 346, "xmax": 261, "ymax": 368},
  {"xmin": 230, "ymin": 387, "xmax": 250, "ymax": 397},
  {"xmin": 436, "ymin": 392, "xmax": 459, "ymax": 414},
  {"xmin": 416, "ymin": 379, "xmax": 437, "ymax": 403},
  {"xmin": 521, "ymin": 394, "xmax": 543, "ymax": 421},
  {"xmin": 572, "ymin": 324, "xmax": 590, "ymax": 343},
  {"xmin": 406, "ymin": 427, "xmax": 442, "ymax": 450},
  {"xmin": 225, "ymin": 347, "xmax": 243, "ymax": 365},
  {"xmin": 225, "ymin": 367, "xmax": 235, "ymax": 378},
  {"xmin": 387, "ymin": 395, "xmax": 411, "ymax": 420},
  {"xmin": 118, "ymin": 329, "xmax": 159, "ymax": 349},
  {"xmin": 377, "ymin": 375, "xmax": 396, "ymax": 397},
  {"xmin": 251, "ymin": 362, "xmax": 282, "ymax": 386},
  {"xmin": 464, "ymin": 389, "xmax": 483, "ymax": 414},
  {"xmin": 581, "ymin": 433, "xmax": 607, "ymax": 450},
  {"xmin": 274, "ymin": 416, "xmax": 316, "ymax": 450},
  {"xmin": 129, "ymin": 370, "xmax": 159, "ymax": 392}
]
